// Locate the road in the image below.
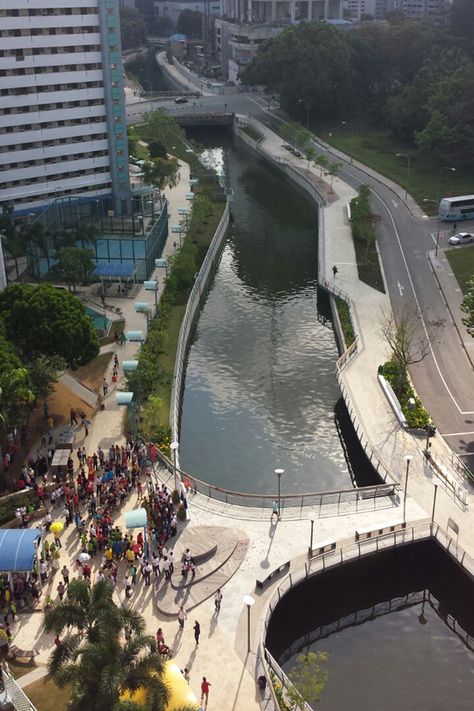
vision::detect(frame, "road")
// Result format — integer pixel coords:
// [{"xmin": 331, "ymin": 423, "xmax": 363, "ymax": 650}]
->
[{"xmin": 126, "ymin": 92, "xmax": 474, "ymax": 469}]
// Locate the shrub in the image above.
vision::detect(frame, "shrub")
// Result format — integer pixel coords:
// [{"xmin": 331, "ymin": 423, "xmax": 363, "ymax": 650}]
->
[{"xmin": 379, "ymin": 360, "xmax": 430, "ymax": 428}]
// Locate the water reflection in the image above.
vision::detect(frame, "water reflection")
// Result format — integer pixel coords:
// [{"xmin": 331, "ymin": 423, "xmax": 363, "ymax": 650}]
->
[{"xmin": 180, "ymin": 133, "xmax": 349, "ymax": 493}]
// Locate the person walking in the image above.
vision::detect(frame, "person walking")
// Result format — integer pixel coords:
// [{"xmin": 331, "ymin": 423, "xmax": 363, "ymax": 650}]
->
[
  {"xmin": 102, "ymin": 379, "xmax": 108, "ymax": 397},
  {"xmin": 332, "ymin": 264, "xmax": 338, "ymax": 278},
  {"xmin": 193, "ymin": 620, "xmax": 200, "ymax": 646},
  {"xmin": 214, "ymin": 588, "xmax": 222, "ymax": 612},
  {"xmin": 70, "ymin": 408, "xmax": 78, "ymax": 426},
  {"xmin": 57, "ymin": 581, "xmax": 65, "ymax": 601},
  {"xmin": 271, "ymin": 500, "xmax": 278, "ymax": 521},
  {"xmin": 61, "ymin": 565, "xmax": 70, "ymax": 585},
  {"xmin": 200, "ymin": 677, "xmax": 211, "ymax": 706},
  {"xmin": 177, "ymin": 605, "xmax": 187, "ymax": 630}
]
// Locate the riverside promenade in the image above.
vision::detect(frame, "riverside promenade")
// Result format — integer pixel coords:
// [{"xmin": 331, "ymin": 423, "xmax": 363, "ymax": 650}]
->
[{"xmin": 11, "ymin": 117, "xmax": 474, "ymax": 711}]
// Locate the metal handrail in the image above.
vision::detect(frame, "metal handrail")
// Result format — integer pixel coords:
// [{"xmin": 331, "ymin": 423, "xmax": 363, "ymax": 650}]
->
[
  {"xmin": 259, "ymin": 520, "xmax": 474, "ymax": 711},
  {"xmin": 155, "ymin": 448, "xmax": 398, "ymax": 508}
]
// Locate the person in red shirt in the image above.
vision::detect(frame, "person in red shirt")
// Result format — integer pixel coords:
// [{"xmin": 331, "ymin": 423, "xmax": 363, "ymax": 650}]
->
[{"xmin": 201, "ymin": 677, "xmax": 211, "ymax": 705}]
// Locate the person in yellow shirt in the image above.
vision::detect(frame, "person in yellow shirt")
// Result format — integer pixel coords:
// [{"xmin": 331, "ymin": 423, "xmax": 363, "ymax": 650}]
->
[
  {"xmin": 105, "ymin": 547, "xmax": 113, "ymax": 562},
  {"xmin": 126, "ymin": 548, "xmax": 135, "ymax": 563}
]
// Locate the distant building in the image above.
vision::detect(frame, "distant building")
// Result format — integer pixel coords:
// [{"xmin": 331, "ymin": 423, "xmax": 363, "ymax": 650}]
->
[
  {"xmin": 344, "ymin": 0, "xmax": 452, "ymax": 19},
  {"xmin": 216, "ymin": 0, "xmax": 344, "ymax": 80},
  {"xmin": 0, "ymin": 0, "xmax": 131, "ymax": 215},
  {"xmin": 154, "ymin": 0, "xmax": 222, "ymax": 26}
]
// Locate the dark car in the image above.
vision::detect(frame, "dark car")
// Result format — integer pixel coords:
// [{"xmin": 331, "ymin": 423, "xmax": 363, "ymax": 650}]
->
[
  {"xmin": 174, "ymin": 97, "xmax": 189, "ymax": 104},
  {"xmin": 282, "ymin": 144, "xmax": 293, "ymax": 151},
  {"xmin": 291, "ymin": 149, "xmax": 303, "ymax": 157}
]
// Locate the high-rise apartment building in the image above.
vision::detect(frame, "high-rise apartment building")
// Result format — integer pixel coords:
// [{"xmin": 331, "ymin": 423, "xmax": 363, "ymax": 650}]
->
[
  {"xmin": 0, "ymin": 0, "xmax": 130, "ymax": 215},
  {"xmin": 392, "ymin": 0, "xmax": 451, "ymax": 18}
]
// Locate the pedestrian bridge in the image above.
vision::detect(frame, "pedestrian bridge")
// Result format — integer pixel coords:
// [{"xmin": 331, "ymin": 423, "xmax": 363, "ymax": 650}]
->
[{"xmin": 174, "ymin": 112, "xmax": 234, "ymax": 127}]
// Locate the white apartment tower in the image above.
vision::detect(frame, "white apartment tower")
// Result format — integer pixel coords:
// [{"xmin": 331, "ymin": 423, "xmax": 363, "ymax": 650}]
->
[{"xmin": 0, "ymin": 0, "xmax": 131, "ymax": 215}]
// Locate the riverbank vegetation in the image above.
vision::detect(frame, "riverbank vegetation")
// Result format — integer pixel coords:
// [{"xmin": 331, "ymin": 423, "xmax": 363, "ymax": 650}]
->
[
  {"xmin": 335, "ymin": 297, "xmax": 356, "ymax": 349},
  {"xmin": 379, "ymin": 361, "xmax": 430, "ymax": 428},
  {"xmin": 128, "ymin": 111, "xmax": 226, "ymax": 450},
  {"xmin": 350, "ymin": 186, "xmax": 384, "ymax": 293},
  {"xmin": 242, "ymin": 3, "xmax": 474, "ymax": 203},
  {"xmin": 239, "ymin": 125, "xmax": 262, "ymax": 142}
]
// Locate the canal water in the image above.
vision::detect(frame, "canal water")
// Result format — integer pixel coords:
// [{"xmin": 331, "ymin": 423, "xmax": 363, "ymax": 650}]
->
[
  {"xmin": 267, "ymin": 541, "xmax": 474, "ymax": 711},
  {"xmin": 124, "ymin": 49, "xmax": 170, "ymax": 93},
  {"xmin": 179, "ymin": 128, "xmax": 355, "ymax": 494}
]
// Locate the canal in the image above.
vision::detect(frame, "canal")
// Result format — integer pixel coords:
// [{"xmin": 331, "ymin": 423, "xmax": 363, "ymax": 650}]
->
[
  {"xmin": 179, "ymin": 128, "xmax": 368, "ymax": 494},
  {"xmin": 267, "ymin": 541, "xmax": 474, "ymax": 711}
]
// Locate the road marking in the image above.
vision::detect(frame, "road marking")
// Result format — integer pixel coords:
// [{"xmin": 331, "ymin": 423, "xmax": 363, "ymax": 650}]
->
[
  {"xmin": 397, "ymin": 281, "xmax": 404, "ymax": 296},
  {"xmin": 247, "ymin": 96, "xmax": 285, "ymax": 123},
  {"xmin": 392, "ymin": 200, "xmax": 398, "ymax": 208},
  {"xmin": 443, "ymin": 431, "xmax": 474, "ymax": 437},
  {"xmin": 369, "ymin": 188, "xmax": 474, "ymax": 416}
]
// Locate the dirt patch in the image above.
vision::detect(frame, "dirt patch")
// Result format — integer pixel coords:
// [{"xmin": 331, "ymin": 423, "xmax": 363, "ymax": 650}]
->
[{"xmin": 73, "ymin": 352, "xmax": 113, "ymax": 393}]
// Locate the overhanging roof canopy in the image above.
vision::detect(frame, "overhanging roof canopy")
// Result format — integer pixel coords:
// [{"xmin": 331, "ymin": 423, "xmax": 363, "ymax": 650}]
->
[
  {"xmin": 93, "ymin": 262, "xmax": 135, "ymax": 279},
  {"xmin": 125, "ymin": 508, "xmax": 148, "ymax": 529},
  {"xmin": 0, "ymin": 529, "xmax": 41, "ymax": 572}
]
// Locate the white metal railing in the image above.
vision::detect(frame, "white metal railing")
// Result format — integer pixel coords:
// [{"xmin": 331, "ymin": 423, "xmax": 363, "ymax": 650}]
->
[
  {"xmin": 170, "ymin": 202, "xmax": 230, "ymax": 444},
  {"xmin": 259, "ymin": 520, "xmax": 474, "ymax": 711},
  {"xmin": 2, "ymin": 663, "xmax": 38, "ymax": 711}
]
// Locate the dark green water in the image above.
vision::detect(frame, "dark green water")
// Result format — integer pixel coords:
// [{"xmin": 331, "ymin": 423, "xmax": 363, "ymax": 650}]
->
[
  {"xmin": 124, "ymin": 49, "xmax": 169, "ymax": 92},
  {"xmin": 179, "ymin": 129, "xmax": 350, "ymax": 494}
]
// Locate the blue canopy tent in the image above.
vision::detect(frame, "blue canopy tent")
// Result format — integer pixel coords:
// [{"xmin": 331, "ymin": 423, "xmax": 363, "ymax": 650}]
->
[
  {"xmin": 93, "ymin": 261, "xmax": 136, "ymax": 295},
  {"xmin": 0, "ymin": 529, "xmax": 41, "ymax": 573},
  {"xmin": 124, "ymin": 508, "xmax": 149, "ymax": 561}
]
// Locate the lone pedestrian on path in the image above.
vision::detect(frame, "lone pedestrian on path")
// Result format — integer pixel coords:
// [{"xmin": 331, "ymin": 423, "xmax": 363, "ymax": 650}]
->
[
  {"xmin": 332, "ymin": 264, "xmax": 338, "ymax": 278},
  {"xmin": 102, "ymin": 378, "xmax": 108, "ymax": 397},
  {"xmin": 214, "ymin": 588, "xmax": 222, "ymax": 612},
  {"xmin": 193, "ymin": 620, "xmax": 200, "ymax": 646},
  {"xmin": 271, "ymin": 500, "xmax": 278, "ymax": 521},
  {"xmin": 201, "ymin": 677, "xmax": 211, "ymax": 706},
  {"xmin": 177, "ymin": 605, "xmax": 187, "ymax": 629}
]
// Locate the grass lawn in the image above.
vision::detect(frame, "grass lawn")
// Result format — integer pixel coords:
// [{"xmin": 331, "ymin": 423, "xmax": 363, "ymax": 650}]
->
[
  {"xmin": 315, "ymin": 124, "xmax": 474, "ymax": 213},
  {"xmin": 239, "ymin": 125, "xmax": 262, "ymax": 142},
  {"xmin": 24, "ymin": 676, "xmax": 71, "ymax": 711},
  {"xmin": 445, "ymin": 246, "xmax": 474, "ymax": 293},
  {"xmin": 7, "ymin": 660, "xmax": 36, "ymax": 679},
  {"xmin": 73, "ymin": 352, "xmax": 113, "ymax": 392}
]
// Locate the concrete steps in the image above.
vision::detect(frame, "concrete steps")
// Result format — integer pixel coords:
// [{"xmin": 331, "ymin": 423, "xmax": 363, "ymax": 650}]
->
[{"xmin": 155, "ymin": 526, "xmax": 249, "ymax": 616}]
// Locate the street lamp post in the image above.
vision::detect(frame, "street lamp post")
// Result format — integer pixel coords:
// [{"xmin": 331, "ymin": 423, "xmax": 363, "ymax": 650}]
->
[
  {"xmin": 396, "ymin": 153, "xmax": 411, "ymax": 200},
  {"xmin": 435, "ymin": 167, "xmax": 456, "ymax": 256},
  {"xmin": 170, "ymin": 440, "xmax": 179, "ymax": 492},
  {"xmin": 298, "ymin": 99, "xmax": 310, "ymax": 130},
  {"xmin": 341, "ymin": 121, "xmax": 354, "ymax": 164},
  {"xmin": 403, "ymin": 455, "xmax": 412, "ymax": 525},
  {"xmin": 243, "ymin": 595, "xmax": 255, "ymax": 652},
  {"xmin": 274, "ymin": 468, "xmax": 284, "ymax": 519},
  {"xmin": 308, "ymin": 511, "xmax": 316, "ymax": 557},
  {"xmin": 431, "ymin": 483, "xmax": 438, "ymax": 523}
]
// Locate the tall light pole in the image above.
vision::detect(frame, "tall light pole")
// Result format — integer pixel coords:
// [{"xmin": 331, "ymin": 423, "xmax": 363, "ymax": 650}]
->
[
  {"xmin": 308, "ymin": 511, "xmax": 316, "ymax": 557},
  {"xmin": 435, "ymin": 167, "xmax": 456, "ymax": 256},
  {"xmin": 431, "ymin": 483, "xmax": 438, "ymax": 524},
  {"xmin": 243, "ymin": 595, "xmax": 255, "ymax": 653},
  {"xmin": 396, "ymin": 153, "xmax": 411, "ymax": 200},
  {"xmin": 275, "ymin": 468, "xmax": 284, "ymax": 519},
  {"xmin": 298, "ymin": 99, "xmax": 310, "ymax": 130},
  {"xmin": 403, "ymin": 455, "xmax": 412, "ymax": 525},
  {"xmin": 170, "ymin": 440, "xmax": 179, "ymax": 492},
  {"xmin": 341, "ymin": 121, "xmax": 354, "ymax": 164}
]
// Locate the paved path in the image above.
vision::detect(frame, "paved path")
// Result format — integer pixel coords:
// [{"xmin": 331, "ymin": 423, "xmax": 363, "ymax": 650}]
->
[{"xmin": 12, "ymin": 118, "xmax": 474, "ymax": 711}]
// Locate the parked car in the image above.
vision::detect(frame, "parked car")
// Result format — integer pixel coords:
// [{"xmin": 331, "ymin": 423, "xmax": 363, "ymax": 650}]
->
[
  {"xmin": 282, "ymin": 144, "xmax": 292, "ymax": 151},
  {"xmin": 291, "ymin": 149, "xmax": 303, "ymax": 157},
  {"xmin": 448, "ymin": 232, "xmax": 473, "ymax": 245},
  {"xmin": 174, "ymin": 97, "xmax": 189, "ymax": 104}
]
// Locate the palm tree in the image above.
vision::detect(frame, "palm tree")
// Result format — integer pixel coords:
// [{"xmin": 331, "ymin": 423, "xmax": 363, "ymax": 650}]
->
[{"xmin": 45, "ymin": 580, "xmax": 197, "ymax": 711}]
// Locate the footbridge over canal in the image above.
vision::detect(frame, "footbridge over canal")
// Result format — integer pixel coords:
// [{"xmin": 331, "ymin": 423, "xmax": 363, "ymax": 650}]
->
[{"xmin": 174, "ymin": 112, "xmax": 234, "ymax": 128}]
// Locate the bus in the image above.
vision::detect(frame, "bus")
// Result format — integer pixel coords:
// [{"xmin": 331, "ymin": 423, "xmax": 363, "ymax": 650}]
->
[{"xmin": 439, "ymin": 195, "xmax": 474, "ymax": 221}]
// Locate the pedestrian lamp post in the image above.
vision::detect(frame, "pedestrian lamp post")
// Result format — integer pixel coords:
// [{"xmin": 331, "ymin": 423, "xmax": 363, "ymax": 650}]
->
[
  {"xmin": 396, "ymin": 153, "xmax": 411, "ymax": 200},
  {"xmin": 144, "ymin": 280, "xmax": 159, "ymax": 315},
  {"xmin": 297, "ymin": 98, "xmax": 310, "ymax": 130},
  {"xmin": 274, "ymin": 468, "xmax": 284, "ymax": 518},
  {"xmin": 170, "ymin": 440, "xmax": 179, "ymax": 492},
  {"xmin": 115, "ymin": 391, "xmax": 135, "ymax": 439},
  {"xmin": 431, "ymin": 483, "xmax": 438, "ymax": 523},
  {"xmin": 243, "ymin": 594, "xmax": 255, "ymax": 653},
  {"xmin": 435, "ymin": 167, "xmax": 456, "ymax": 256},
  {"xmin": 403, "ymin": 455, "xmax": 412, "ymax": 525},
  {"xmin": 341, "ymin": 121, "xmax": 354, "ymax": 164},
  {"xmin": 308, "ymin": 511, "xmax": 316, "ymax": 557}
]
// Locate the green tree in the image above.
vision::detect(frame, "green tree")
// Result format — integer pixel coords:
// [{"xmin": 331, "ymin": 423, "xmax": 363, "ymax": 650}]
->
[
  {"xmin": 177, "ymin": 9, "xmax": 203, "ymax": 38},
  {"xmin": 0, "ymin": 328, "xmax": 34, "ymax": 432},
  {"xmin": 143, "ymin": 156, "xmax": 179, "ymax": 191},
  {"xmin": 27, "ymin": 354, "xmax": 66, "ymax": 401},
  {"xmin": 0, "ymin": 284, "xmax": 99, "ymax": 368},
  {"xmin": 241, "ymin": 23, "xmax": 356, "ymax": 123},
  {"xmin": 305, "ymin": 145, "xmax": 317, "ymax": 171},
  {"xmin": 315, "ymin": 154, "xmax": 329, "ymax": 177},
  {"xmin": 50, "ymin": 247, "xmax": 95, "ymax": 292},
  {"xmin": 327, "ymin": 161, "xmax": 341, "ymax": 188},
  {"xmin": 139, "ymin": 109, "xmax": 186, "ymax": 152},
  {"xmin": 294, "ymin": 129, "xmax": 311, "ymax": 153},
  {"xmin": 46, "ymin": 580, "xmax": 196, "ymax": 711},
  {"xmin": 288, "ymin": 651, "xmax": 328, "ymax": 709},
  {"xmin": 119, "ymin": 7, "xmax": 147, "ymax": 50}
]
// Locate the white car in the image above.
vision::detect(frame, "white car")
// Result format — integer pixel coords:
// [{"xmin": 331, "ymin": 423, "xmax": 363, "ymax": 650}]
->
[{"xmin": 448, "ymin": 232, "xmax": 473, "ymax": 245}]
